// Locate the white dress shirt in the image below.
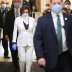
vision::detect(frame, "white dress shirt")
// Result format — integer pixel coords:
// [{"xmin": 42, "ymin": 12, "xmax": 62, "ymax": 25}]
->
[{"xmin": 51, "ymin": 11, "xmax": 68, "ymax": 52}]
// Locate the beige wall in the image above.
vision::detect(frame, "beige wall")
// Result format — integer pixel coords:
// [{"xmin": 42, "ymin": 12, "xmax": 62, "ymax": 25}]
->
[
  {"xmin": 7, "ymin": 0, "xmax": 12, "ymax": 7},
  {"xmin": 70, "ymin": 0, "xmax": 72, "ymax": 9},
  {"xmin": 40, "ymin": 0, "xmax": 50, "ymax": 12},
  {"xmin": 36, "ymin": 0, "xmax": 50, "ymax": 12}
]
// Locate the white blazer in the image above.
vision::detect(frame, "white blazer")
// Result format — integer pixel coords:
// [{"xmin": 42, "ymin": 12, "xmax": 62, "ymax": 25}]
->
[{"xmin": 12, "ymin": 16, "xmax": 36, "ymax": 47}]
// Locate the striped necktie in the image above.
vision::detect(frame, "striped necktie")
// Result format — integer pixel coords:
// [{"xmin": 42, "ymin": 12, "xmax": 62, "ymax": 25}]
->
[
  {"xmin": 15, "ymin": 9, "xmax": 19, "ymax": 17},
  {"xmin": 57, "ymin": 15, "xmax": 63, "ymax": 54}
]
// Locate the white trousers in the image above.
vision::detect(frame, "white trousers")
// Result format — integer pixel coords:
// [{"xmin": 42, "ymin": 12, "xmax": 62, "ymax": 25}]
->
[{"xmin": 18, "ymin": 46, "xmax": 33, "ymax": 72}]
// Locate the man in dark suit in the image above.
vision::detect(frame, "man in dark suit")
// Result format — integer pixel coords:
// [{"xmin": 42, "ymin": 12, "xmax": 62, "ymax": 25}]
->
[
  {"xmin": 0, "ymin": 1, "xmax": 10, "ymax": 59},
  {"xmin": 4, "ymin": 0, "xmax": 20, "ymax": 72},
  {"xmin": 34, "ymin": 0, "xmax": 72, "ymax": 72},
  {"xmin": 0, "ymin": 12, "xmax": 3, "ymax": 28}
]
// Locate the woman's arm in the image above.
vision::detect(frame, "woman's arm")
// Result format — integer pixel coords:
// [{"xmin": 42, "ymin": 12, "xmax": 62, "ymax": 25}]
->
[{"xmin": 12, "ymin": 18, "xmax": 18, "ymax": 43}]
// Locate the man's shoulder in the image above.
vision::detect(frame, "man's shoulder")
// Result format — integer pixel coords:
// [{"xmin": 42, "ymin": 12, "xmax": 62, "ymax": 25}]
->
[
  {"xmin": 63, "ymin": 13, "xmax": 72, "ymax": 17},
  {"xmin": 63, "ymin": 13, "xmax": 72, "ymax": 20},
  {"xmin": 38, "ymin": 13, "xmax": 51, "ymax": 21}
]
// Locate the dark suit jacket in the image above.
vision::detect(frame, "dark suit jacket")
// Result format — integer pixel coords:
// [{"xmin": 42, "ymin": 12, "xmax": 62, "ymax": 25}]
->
[
  {"xmin": 0, "ymin": 10, "xmax": 8, "ymax": 36},
  {"xmin": 5, "ymin": 8, "xmax": 15, "ymax": 40},
  {"xmin": 0, "ymin": 10, "xmax": 4, "ymax": 28},
  {"xmin": 33, "ymin": 12, "xmax": 72, "ymax": 69}
]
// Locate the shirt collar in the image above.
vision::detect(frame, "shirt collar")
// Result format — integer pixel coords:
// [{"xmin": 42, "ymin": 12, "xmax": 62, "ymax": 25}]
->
[
  {"xmin": 51, "ymin": 11, "xmax": 64, "ymax": 27},
  {"xmin": 51, "ymin": 11, "xmax": 63, "ymax": 17}
]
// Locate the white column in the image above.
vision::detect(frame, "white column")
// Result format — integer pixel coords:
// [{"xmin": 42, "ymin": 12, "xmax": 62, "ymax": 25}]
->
[
  {"xmin": 41, "ymin": 0, "xmax": 46, "ymax": 12},
  {"xmin": 20, "ymin": 0, "xmax": 23, "ymax": 7}
]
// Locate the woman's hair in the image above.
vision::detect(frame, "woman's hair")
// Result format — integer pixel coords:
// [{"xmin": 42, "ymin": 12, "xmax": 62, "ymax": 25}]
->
[{"xmin": 20, "ymin": 5, "xmax": 30, "ymax": 15}]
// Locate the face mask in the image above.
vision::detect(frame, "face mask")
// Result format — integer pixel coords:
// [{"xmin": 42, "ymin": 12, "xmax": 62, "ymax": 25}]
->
[
  {"xmin": 1, "ymin": 4, "xmax": 7, "ymax": 10},
  {"xmin": 14, "ymin": 3, "xmax": 20, "ymax": 9},
  {"xmin": 64, "ymin": 5, "xmax": 70, "ymax": 9},
  {"xmin": 52, "ymin": 4, "xmax": 63, "ymax": 13},
  {"xmin": 22, "ymin": 13, "xmax": 29, "ymax": 17}
]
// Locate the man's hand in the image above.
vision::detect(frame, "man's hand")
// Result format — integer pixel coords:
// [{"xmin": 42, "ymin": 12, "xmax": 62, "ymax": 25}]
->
[
  {"xmin": 5, "ymin": 35, "xmax": 9, "ymax": 40},
  {"xmin": 38, "ymin": 58, "xmax": 46, "ymax": 66}
]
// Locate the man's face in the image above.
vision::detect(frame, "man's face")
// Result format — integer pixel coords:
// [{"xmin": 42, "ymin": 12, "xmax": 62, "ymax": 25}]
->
[
  {"xmin": 50, "ymin": 0, "xmax": 63, "ymax": 10},
  {"xmin": 13, "ymin": 0, "xmax": 20, "ymax": 9},
  {"xmin": 1, "ymin": 2, "xmax": 7, "ymax": 10},
  {"xmin": 64, "ymin": 2, "xmax": 71, "ymax": 9}
]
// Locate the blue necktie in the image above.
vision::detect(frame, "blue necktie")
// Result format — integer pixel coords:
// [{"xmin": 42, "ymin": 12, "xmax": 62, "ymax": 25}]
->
[{"xmin": 57, "ymin": 15, "xmax": 63, "ymax": 54}]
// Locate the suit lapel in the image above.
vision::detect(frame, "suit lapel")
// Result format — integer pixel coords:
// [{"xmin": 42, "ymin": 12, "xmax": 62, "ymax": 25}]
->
[
  {"xmin": 47, "ymin": 13, "xmax": 58, "ymax": 42},
  {"xmin": 46, "ymin": 13, "xmax": 68, "ymax": 42},
  {"xmin": 63, "ymin": 13, "xmax": 68, "ymax": 36},
  {"xmin": 63, "ymin": 13, "xmax": 68, "ymax": 29}
]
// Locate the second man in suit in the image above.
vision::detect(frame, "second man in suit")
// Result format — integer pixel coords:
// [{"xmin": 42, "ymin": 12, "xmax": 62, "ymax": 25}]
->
[
  {"xmin": 1, "ymin": 1, "xmax": 10, "ymax": 59},
  {"xmin": 5, "ymin": 0, "xmax": 21, "ymax": 72}
]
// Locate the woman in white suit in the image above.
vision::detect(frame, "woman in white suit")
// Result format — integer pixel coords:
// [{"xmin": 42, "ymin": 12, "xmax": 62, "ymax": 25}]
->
[{"xmin": 12, "ymin": 6, "xmax": 36, "ymax": 72}]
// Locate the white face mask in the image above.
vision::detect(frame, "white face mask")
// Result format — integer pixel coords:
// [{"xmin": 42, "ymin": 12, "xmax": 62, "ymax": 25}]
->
[
  {"xmin": 1, "ymin": 4, "xmax": 7, "ymax": 10},
  {"xmin": 22, "ymin": 13, "xmax": 29, "ymax": 18},
  {"xmin": 64, "ymin": 5, "xmax": 70, "ymax": 9},
  {"xmin": 14, "ymin": 3, "xmax": 20, "ymax": 9}
]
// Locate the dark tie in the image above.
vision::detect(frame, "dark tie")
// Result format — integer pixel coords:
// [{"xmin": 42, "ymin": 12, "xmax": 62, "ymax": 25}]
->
[
  {"xmin": 3, "ymin": 12, "xmax": 5, "ymax": 26},
  {"xmin": 57, "ymin": 15, "xmax": 63, "ymax": 54}
]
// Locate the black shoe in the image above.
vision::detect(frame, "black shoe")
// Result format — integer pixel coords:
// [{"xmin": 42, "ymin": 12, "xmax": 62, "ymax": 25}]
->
[{"xmin": 4, "ymin": 56, "xmax": 10, "ymax": 59}]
